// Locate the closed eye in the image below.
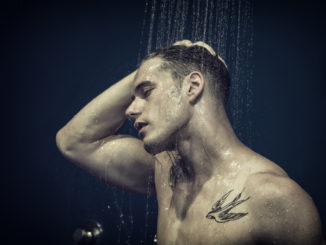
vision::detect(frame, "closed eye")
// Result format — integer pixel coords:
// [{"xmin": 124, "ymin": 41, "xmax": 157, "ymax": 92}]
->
[
  {"xmin": 143, "ymin": 88, "xmax": 154, "ymax": 98},
  {"xmin": 134, "ymin": 81, "xmax": 156, "ymax": 99}
]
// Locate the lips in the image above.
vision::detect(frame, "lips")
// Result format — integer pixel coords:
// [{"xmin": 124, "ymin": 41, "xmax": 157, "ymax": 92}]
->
[
  {"xmin": 134, "ymin": 121, "xmax": 148, "ymax": 136},
  {"xmin": 138, "ymin": 126, "xmax": 147, "ymax": 137}
]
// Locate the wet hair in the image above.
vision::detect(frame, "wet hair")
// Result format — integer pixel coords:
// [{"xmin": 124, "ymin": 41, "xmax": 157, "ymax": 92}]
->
[{"xmin": 141, "ymin": 45, "xmax": 230, "ymax": 106}]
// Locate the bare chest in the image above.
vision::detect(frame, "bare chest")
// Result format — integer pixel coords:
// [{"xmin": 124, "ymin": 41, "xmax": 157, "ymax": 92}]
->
[
  {"xmin": 156, "ymin": 194, "xmax": 253, "ymax": 245},
  {"xmin": 153, "ymin": 153, "xmax": 254, "ymax": 245},
  {"xmin": 155, "ymin": 179, "xmax": 253, "ymax": 245}
]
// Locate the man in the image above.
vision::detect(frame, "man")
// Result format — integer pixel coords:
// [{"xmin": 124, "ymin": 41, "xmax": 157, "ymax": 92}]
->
[{"xmin": 56, "ymin": 40, "xmax": 324, "ymax": 244}]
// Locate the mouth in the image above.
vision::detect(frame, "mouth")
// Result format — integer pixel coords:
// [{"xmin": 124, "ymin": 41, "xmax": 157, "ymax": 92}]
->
[{"xmin": 134, "ymin": 121, "xmax": 148, "ymax": 136}]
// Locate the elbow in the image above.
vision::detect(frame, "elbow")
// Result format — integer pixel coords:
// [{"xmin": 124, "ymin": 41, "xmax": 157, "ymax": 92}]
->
[
  {"xmin": 56, "ymin": 128, "xmax": 76, "ymax": 158},
  {"xmin": 56, "ymin": 127, "xmax": 94, "ymax": 160},
  {"xmin": 56, "ymin": 128, "xmax": 67, "ymax": 155}
]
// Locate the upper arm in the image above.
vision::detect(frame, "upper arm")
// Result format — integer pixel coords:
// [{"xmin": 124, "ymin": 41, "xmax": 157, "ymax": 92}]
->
[
  {"xmin": 57, "ymin": 133, "xmax": 156, "ymax": 194},
  {"xmin": 246, "ymin": 173, "xmax": 324, "ymax": 244}
]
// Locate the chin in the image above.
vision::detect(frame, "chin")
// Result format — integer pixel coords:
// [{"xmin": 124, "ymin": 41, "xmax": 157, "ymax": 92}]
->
[
  {"xmin": 144, "ymin": 142, "xmax": 163, "ymax": 155},
  {"xmin": 143, "ymin": 134, "xmax": 176, "ymax": 155}
]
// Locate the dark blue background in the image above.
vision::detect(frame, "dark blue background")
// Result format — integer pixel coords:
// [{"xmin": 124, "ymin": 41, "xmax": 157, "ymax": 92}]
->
[{"xmin": 3, "ymin": 0, "xmax": 326, "ymax": 244}]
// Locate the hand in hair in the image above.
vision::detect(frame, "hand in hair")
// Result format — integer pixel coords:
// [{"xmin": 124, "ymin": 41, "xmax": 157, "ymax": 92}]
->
[
  {"xmin": 172, "ymin": 40, "xmax": 227, "ymax": 69},
  {"xmin": 173, "ymin": 40, "xmax": 216, "ymax": 56}
]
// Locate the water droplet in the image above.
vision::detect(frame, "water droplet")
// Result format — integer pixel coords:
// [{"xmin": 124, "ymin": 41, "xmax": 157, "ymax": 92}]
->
[{"xmin": 153, "ymin": 234, "xmax": 158, "ymax": 243}]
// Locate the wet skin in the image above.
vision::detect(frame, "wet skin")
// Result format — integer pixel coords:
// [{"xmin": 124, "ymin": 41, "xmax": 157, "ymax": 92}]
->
[
  {"xmin": 126, "ymin": 58, "xmax": 190, "ymax": 155},
  {"xmin": 125, "ymin": 58, "xmax": 324, "ymax": 245},
  {"xmin": 57, "ymin": 47, "xmax": 325, "ymax": 245}
]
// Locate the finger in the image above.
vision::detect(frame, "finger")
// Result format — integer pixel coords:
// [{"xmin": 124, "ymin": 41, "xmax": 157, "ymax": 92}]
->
[
  {"xmin": 193, "ymin": 41, "xmax": 216, "ymax": 56},
  {"xmin": 173, "ymin": 40, "xmax": 191, "ymax": 46},
  {"xmin": 173, "ymin": 40, "xmax": 192, "ymax": 47},
  {"xmin": 217, "ymin": 55, "xmax": 228, "ymax": 69}
]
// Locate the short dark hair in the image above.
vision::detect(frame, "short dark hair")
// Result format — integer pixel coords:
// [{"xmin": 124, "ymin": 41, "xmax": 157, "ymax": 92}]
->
[{"xmin": 141, "ymin": 45, "xmax": 230, "ymax": 106}]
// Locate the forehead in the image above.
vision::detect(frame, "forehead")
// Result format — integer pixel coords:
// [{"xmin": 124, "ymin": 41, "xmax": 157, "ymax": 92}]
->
[{"xmin": 134, "ymin": 58, "xmax": 171, "ymax": 87}]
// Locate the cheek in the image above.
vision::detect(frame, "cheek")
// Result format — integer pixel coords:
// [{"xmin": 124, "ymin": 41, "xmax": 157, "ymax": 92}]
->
[{"xmin": 162, "ymin": 88, "xmax": 184, "ymax": 119}]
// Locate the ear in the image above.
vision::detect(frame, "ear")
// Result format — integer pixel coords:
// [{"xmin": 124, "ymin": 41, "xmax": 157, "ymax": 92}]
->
[{"xmin": 186, "ymin": 72, "xmax": 205, "ymax": 104}]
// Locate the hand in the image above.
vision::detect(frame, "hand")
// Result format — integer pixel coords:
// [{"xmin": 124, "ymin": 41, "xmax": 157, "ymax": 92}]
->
[{"xmin": 173, "ymin": 40, "xmax": 216, "ymax": 56}]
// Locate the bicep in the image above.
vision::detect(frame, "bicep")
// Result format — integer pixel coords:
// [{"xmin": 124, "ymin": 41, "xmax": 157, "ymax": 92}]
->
[{"xmin": 68, "ymin": 135, "xmax": 156, "ymax": 194}]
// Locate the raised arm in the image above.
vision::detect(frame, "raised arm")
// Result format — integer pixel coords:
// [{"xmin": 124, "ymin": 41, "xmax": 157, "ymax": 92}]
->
[{"xmin": 56, "ymin": 71, "xmax": 156, "ymax": 194}]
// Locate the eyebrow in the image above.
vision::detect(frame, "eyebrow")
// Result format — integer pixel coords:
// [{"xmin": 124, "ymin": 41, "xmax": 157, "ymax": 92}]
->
[{"xmin": 134, "ymin": 81, "xmax": 154, "ymax": 94}]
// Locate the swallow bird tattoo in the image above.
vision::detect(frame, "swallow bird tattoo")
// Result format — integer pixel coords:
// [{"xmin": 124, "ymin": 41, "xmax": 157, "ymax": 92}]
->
[{"xmin": 206, "ymin": 189, "xmax": 250, "ymax": 223}]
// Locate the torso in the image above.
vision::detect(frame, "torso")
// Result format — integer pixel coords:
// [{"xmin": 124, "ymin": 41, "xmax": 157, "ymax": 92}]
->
[{"xmin": 153, "ymin": 150, "xmax": 288, "ymax": 245}]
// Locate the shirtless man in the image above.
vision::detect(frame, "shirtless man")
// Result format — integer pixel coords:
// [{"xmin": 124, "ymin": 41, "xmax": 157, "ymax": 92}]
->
[{"xmin": 56, "ymin": 40, "xmax": 324, "ymax": 244}]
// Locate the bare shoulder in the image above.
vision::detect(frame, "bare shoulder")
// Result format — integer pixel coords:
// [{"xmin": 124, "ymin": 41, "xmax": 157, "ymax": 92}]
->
[{"xmin": 244, "ymin": 171, "xmax": 324, "ymax": 244}]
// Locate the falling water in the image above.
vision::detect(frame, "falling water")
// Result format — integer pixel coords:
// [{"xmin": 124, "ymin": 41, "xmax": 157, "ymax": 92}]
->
[
  {"xmin": 110, "ymin": 0, "xmax": 254, "ymax": 244},
  {"xmin": 138, "ymin": 0, "xmax": 254, "ymax": 243},
  {"xmin": 138, "ymin": 0, "xmax": 254, "ymax": 145}
]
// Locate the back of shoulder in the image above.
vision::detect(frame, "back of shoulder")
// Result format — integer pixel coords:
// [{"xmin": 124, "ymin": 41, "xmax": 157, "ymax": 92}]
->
[{"xmin": 244, "ymin": 172, "xmax": 324, "ymax": 244}]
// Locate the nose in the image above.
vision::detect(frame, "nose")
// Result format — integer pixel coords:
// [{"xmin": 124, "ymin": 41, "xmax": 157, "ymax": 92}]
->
[{"xmin": 125, "ymin": 98, "xmax": 143, "ymax": 120}]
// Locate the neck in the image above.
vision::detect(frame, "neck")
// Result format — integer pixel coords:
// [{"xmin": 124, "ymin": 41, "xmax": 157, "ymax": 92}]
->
[
  {"xmin": 173, "ymin": 105, "xmax": 244, "ymax": 187},
  {"xmin": 167, "ymin": 102, "xmax": 248, "ymax": 219}
]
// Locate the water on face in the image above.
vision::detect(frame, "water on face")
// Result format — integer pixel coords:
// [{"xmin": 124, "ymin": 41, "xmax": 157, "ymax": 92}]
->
[{"xmin": 109, "ymin": 0, "xmax": 254, "ymax": 244}]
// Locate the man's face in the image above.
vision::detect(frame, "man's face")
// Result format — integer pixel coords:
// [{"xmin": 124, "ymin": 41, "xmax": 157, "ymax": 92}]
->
[{"xmin": 125, "ymin": 58, "xmax": 191, "ymax": 154}]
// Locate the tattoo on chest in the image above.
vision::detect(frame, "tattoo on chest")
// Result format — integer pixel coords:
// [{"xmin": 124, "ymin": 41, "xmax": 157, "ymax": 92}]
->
[{"xmin": 206, "ymin": 189, "xmax": 250, "ymax": 223}]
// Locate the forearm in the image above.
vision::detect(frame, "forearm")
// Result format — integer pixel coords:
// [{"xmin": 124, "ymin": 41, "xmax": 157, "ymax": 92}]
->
[{"xmin": 56, "ymin": 70, "xmax": 136, "ymax": 150}]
